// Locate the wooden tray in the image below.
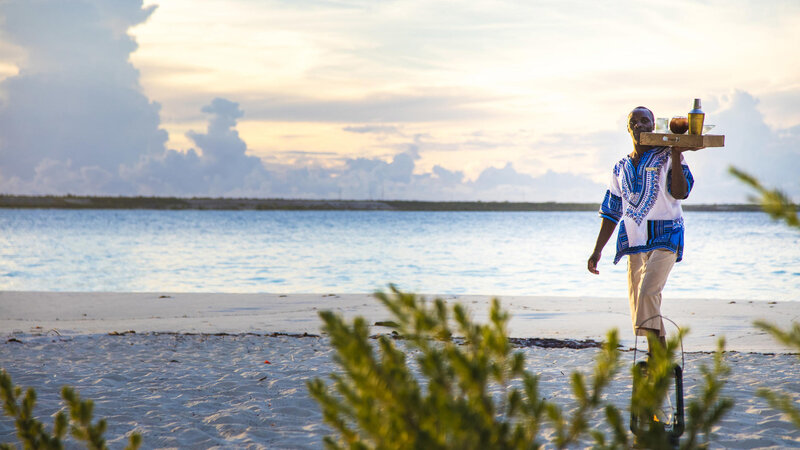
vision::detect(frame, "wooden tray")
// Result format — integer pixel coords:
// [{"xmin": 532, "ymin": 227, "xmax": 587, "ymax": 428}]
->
[{"xmin": 640, "ymin": 132, "xmax": 724, "ymax": 147}]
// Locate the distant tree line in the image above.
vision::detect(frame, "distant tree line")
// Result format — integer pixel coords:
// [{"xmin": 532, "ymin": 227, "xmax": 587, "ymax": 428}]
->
[{"xmin": 0, "ymin": 195, "xmax": 765, "ymax": 212}]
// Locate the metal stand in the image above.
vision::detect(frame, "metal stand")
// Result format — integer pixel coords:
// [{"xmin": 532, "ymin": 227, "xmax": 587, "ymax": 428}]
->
[{"xmin": 629, "ymin": 315, "xmax": 685, "ymax": 448}]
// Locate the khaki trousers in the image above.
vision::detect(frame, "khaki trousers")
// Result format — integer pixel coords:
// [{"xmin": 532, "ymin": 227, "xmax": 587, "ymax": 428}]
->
[{"xmin": 627, "ymin": 249, "xmax": 677, "ymax": 337}]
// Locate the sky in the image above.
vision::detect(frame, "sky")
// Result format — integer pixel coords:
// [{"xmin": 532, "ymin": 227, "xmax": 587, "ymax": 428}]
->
[{"xmin": 0, "ymin": 0, "xmax": 798, "ymax": 203}]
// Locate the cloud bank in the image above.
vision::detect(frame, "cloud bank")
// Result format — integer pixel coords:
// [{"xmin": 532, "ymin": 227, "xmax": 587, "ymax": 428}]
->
[
  {"xmin": 0, "ymin": 0, "xmax": 166, "ymax": 194},
  {"xmin": 0, "ymin": 1, "xmax": 797, "ymax": 204}
]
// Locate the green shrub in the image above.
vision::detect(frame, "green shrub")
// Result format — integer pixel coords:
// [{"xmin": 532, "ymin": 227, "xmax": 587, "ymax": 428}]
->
[
  {"xmin": 680, "ymin": 338, "xmax": 734, "ymax": 449},
  {"xmin": 309, "ymin": 286, "xmax": 733, "ymax": 449},
  {"xmin": 0, "ymin": 369, "xmax": 141, "ymax": 450},
  {"xmin": 729, "ymin": 166, "xmax": 799, "ymax": 229},
  {"xmin": 731, "ymin": 166, "xmax": 800, "ymax": 429},
  {"xmin": 752, "ymin": 320, "xmax": 800, "ymax": 428}
]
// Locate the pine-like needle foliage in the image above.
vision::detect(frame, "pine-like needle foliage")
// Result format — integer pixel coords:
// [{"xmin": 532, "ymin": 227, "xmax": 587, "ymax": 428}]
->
[
  {"xmin": 731, "ymin": 165, "xmax": 800, "ymax": 430},
  {"xmin": 0, "ymin": 370, "xmax": 66, "ymax": 450},
  {"xmin": 0, "ymin": 369, "xmax": 141, "ymax": 450},
  {"xmin": 729, "ymin": 166, "xmax": 799, "ymax": 229},
  {"xmin": 628, "ymin": 332, "xmax": 686, "ymax": 450},
  {"xmin": 752, "ymin": 320, "xmax": 800, "ymax": 428},
  {"xmin": 681, "ymin": 338, "xmax": 735, "ymax": 449},
  {"xmin": 308, "ymin": 287, "xmax": 733, "ymax": 449},
  {"xmin": 307, "ymin": 287, "xmax": 551, "ymax": 449}
]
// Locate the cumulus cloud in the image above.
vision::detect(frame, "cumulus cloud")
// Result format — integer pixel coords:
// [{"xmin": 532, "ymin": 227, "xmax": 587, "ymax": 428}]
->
[
  {"xmin": 0, "ymin": 0, "xmax": 166, "ymax": 191},
  {"xmin": 0, "ymin": 2, "xmax": 269, "ymax": 197},
  {"xmin": 468, "ymin": 163, "xmax": 605, "ymax": 202},
  {"xmin": 432, "ymin": 165, "xmax": 464, "ymax": 185},
  {"xmin": 332, "ymin": 151, "xmax": 417, "ymax": 198},
  {"xmin": 474, "ymin": 162, "xmax": 535, "ymax": 189},
  {"xmin": 127, "ymin": 98, "xmax": 269, "ymax": 196}
]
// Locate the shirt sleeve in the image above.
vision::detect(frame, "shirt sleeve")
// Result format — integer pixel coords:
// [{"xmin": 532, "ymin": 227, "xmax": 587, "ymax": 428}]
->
[
  {"xmin": 667, "ymin": 153, "xmax": 694, "ymax": 199},
  {"xmin": 599, "ymin": 163, "xmax": 623, "ymax": 224}
]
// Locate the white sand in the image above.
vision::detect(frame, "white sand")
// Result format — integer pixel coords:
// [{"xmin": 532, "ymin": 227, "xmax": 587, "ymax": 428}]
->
[
  {"xmin": 1, "ymin": 292, "xmax": 797, "ymax": 352},
  {"xmin": 2, "ymin": 292, "xmax": 799, "ymax": 448}
]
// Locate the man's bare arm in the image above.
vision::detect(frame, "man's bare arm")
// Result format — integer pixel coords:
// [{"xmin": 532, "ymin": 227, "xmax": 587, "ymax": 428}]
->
[
  {"xmin": 588, "ymin": 218, "xmax": 617, "ymax": 274},
  {"xmin": 669, "ymin": 146, "xmax": 702, "ymax": 199},
  {"xmin": 669, "ymin": 148, "xmax": 689, "ymax": 199}
]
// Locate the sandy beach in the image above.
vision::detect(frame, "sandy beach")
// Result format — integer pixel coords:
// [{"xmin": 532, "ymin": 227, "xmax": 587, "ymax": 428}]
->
[{"xmin": 2, "ymin": 292, "xmax": 799, "ymax": 448}]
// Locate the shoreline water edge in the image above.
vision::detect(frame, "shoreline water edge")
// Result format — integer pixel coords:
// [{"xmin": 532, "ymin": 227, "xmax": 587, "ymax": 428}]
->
[{"xmin": 2, "ymin": 292, "xmax": 797, "ymax": 353}]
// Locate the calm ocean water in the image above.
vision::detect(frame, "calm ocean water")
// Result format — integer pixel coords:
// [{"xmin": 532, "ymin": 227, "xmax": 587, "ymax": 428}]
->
[{"xmin": 1, "ymin": 209, "xmax": 798, "ymax": 301}]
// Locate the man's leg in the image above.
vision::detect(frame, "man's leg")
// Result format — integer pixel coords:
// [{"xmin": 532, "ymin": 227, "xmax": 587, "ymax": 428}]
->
[
  {"xmin": 627, "ymin": 252, "xmax": 646, "ymax": 338},
  {"xmin": 636, "ymin": 250, "xmax": 677, "ymax": 352}
]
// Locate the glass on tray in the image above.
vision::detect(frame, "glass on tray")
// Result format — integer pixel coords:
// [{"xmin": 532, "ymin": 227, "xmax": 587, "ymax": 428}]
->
[{"xmin": 655, "ymin": 117, "xmax": 670, "ymax": 133}]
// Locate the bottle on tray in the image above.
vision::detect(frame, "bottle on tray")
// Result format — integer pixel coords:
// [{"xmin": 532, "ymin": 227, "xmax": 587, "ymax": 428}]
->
[{"xmin": 688, "ymin": 98, "xmax": 704, "ymax": 135}]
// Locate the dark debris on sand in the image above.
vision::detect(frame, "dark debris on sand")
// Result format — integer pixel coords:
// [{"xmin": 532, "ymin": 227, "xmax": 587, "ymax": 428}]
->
[
  {"xmin": 369, "ymin": 332, "xmax": 603, "ymax": 349},
  {"xmin": 508, "ymin": 337, "xmax": 603, "ymax": 349}
]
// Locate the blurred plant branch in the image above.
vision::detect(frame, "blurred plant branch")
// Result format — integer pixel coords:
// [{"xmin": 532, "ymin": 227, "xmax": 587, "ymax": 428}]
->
[
  {"xmin": 752, "ymin": 320, "xmax": 800, "ymax": 428},
  {"xmin": 731, "ymin": 166, "xmax": 800, "ymax": 431},
  {"xmin": 0, "ymin": 369, "xmax": 141, "ymax": 450},
  {"xmin": 309, "ymin": 286, "xmax": 733, "ymax": 449},
  {"xmin": 729, "ymin": 166, "xmax": 799, "ymax": 229}
]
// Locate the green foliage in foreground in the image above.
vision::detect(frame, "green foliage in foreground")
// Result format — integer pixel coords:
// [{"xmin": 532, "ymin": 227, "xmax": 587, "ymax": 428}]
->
[
  {"xmin": 308, "ymin": 287, "xmax": 734, "ymax": 449},
  {"xmin": 0, "ymin": 369, "xmax": 141, "ymax": 450},
  {"xmin": 680, "ymin": 338, "xmax": 735, "ymax": 449},
  {"xmin": 753, "ymin": 320, "xmax": 800, "ymax": 428},
  {"xmin": 729, "ymin": 166, "xmax": 799, "ymax": 229},
  {"xmin": 731, "ymin": 165, "xmax": 800, "ymax": 429}
]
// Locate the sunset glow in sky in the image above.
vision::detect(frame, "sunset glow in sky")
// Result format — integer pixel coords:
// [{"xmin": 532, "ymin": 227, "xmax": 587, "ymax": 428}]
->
[{"xmin": 1, "ymin": 0, "xmax": 798, "ymax": 202}]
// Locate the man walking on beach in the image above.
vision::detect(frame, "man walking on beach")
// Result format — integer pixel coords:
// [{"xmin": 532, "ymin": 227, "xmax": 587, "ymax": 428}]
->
[{"xmin": 587, "ymin": 106, "xmax": 699, "ymax": 350}]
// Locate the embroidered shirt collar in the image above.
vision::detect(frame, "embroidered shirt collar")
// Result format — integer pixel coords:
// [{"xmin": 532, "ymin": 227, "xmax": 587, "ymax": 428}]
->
[{"xmin": 628, "ymin": 146, "xmax": 666, "ymax": 161}]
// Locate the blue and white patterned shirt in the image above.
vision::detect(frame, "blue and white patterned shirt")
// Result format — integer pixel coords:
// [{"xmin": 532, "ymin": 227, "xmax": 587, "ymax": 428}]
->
[{"xmin": 599, "ymin": 146, "xmax": 694, "ymax": 264}]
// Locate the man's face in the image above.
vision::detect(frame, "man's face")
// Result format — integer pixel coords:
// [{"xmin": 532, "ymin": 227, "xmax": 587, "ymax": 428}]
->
[{"xmin": 628, "ymin": 108, "xmax": 654, "ymax": 143}]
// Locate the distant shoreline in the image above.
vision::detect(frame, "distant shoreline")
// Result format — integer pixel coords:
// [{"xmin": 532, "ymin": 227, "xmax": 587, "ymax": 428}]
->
[{"xmin": 0, "ymin": 195, "xmax": 763, "ymax": 212}]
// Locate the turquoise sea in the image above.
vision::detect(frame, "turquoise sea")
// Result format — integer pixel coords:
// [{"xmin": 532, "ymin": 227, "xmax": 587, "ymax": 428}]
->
[{"xmin": 1, "ymin": 209, "xmax": 798, "ymax": 301}]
